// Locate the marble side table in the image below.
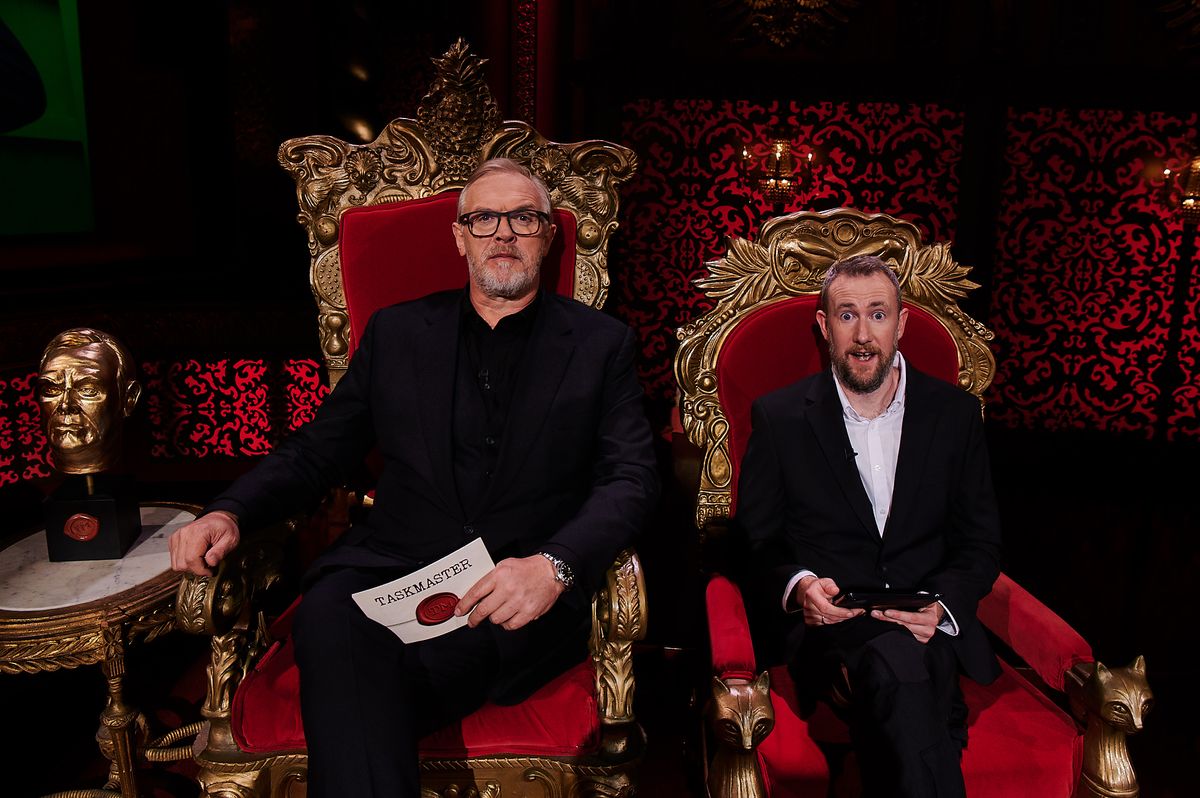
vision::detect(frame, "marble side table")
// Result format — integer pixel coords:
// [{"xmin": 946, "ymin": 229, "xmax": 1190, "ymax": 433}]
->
[{"xmin": 0, "ymin": 502, "xmax": 199, "ymax": 798}]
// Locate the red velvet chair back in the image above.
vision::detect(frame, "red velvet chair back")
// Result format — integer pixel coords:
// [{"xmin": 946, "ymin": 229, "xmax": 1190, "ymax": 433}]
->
[
  {"xmin": 716, "ymin": 296, "xmax": 961, "ymax": 513},
  {"xmin": 675, "ymin": 208, "xmax": 995, "ymax": 529},
  {"xmin": 339, "ymin": 192, "xmax": 578, "ymax": 355}
]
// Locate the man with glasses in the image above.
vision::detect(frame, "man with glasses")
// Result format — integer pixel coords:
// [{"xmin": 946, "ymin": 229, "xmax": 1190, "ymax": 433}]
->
[{"xmin": 169, "ymin": 158, "xmax": 658, "ymax": 797}]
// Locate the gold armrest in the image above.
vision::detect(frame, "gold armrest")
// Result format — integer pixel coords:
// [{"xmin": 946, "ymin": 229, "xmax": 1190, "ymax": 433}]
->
[
  {"xmin": 1065, "ymin": 655, "xmax": 1152, "ymax": 798},
  {"xmin": 589, "ymin": 548, "xmax": 647, "ymax": 754},
  {"xmin": 707, "ymin": 672, "xmax": 773, "ymax": 798},
  {"xmin": 174, "ymin": 532, "xmax": 288, "ymax": 767}
]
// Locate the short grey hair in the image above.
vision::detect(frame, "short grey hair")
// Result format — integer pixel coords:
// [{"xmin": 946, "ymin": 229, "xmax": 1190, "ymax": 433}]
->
[
  {"xmin": 456, "ymin": 157, "xmax": 553, "ymax": 217},
  {"xmin": 819, "ymin": 255, "xmax": 902, "ymax": 313}
]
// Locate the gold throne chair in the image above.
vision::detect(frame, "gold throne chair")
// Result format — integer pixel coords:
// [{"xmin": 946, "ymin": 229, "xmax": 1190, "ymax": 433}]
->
[
  {"xmin": 174, "ymin": 39, "xmax": 647, "ymax": 798},
  {"xmin": 674, "ymin": 208, "xmax": 1152, "ymax": 798}
]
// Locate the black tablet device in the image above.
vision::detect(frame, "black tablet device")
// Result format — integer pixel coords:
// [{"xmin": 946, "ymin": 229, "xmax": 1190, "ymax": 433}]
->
[{"xmin": 832, "ymin": 589, "xmax": 941, "ymax": 611}]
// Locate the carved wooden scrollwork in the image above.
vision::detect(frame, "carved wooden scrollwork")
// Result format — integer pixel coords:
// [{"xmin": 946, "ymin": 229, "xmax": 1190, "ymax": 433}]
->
[
  {"xmin": 0, "ymin": 630, "xmax": 104, "ymax": 674},
  {"xmin": 176, "ymin": 566, "xmax": 244, "ymax": 636},
  {"xmin": 278, "ymin": 38, "xmax": 637, "ymax": 386},
  {"xmin": 418, "ymin": 782, "xmax": 502, "ymax": 798},
  {"xmin": 570, "ymin": 776, "xmax": 633, "ymax": 798},
  {"xmin": 589, "ymin": 550, "xmax": 646, "ymax": 727},
  {"xmin": 675, "ymin": 208, "xmax": 996, "ymax": 528}
]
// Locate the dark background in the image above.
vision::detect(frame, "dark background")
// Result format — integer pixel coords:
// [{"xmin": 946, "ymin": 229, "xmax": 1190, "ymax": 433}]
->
[{"xmin": 2, "ymin": 1, "xmax": 1197, "ymax": 794}]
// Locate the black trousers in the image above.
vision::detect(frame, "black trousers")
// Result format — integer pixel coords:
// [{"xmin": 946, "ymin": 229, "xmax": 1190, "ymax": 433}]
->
[
  {"xmin": 291, "ymin": 567, "xmax": 502, "ymax": 798},
  {"xmin": 793, "ymin": 622, "xmax": 966, "ymax": 798}
]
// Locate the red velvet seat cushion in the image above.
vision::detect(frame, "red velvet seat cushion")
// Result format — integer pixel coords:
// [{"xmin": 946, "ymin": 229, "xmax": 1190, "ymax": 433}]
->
[
  {"xmin": 340, "ymin": 192, "xmax": 578, "ymax": 354},
  {"xmin": 762, "ymin": 659, "xmax": 1082, "ymax": 798},
  {"xmin": 231, "ymin": 601, "xmax": 600, "ymax": 758},
  {"xmin": 715, "ymin": 296, "xmax": 959, "ymax": 513}
]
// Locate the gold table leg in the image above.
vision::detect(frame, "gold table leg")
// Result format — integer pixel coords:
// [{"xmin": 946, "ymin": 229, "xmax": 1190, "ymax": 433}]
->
[{"xmin": 99, "ymin": 624, "xmax": 140, "ymax": 798}]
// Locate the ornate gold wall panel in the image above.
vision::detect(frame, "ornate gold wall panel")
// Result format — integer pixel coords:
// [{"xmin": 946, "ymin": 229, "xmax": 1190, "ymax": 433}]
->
[
  {"xmin": 674, "ymin": 208, "xmax": 996, "ymax": 528},
  {"xmin": 278, "ymin": 39, "xmax": 638, "ymax": 386}
]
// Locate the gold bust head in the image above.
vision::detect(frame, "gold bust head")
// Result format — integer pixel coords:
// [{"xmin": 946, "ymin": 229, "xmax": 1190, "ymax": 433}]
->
[{"xmin": 36, "ymin": 328, "xmax": 142, "ymax": 475}]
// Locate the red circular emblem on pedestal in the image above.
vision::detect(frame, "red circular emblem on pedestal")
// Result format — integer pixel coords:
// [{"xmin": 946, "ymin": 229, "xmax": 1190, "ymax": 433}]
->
[
  {"xmin": 64, "ymin": 513, "xmax": 101, "ymax": 541},
  {"xmin": 416, "ymin": 592, "xmax": 459, "ymax": 626}
]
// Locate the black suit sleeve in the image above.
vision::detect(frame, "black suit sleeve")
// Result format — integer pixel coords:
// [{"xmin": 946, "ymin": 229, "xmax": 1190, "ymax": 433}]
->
[
  {"xmin": 925, "ymin": 400, "xmax": 1003, "ymax": 624},
  {"xmin": 738, "ymin": 398, "xmax": 805, "ymax": 610},
  {"xmin": 204, "ymin": 312, "xmax": 382, "ymax": 529},
  {"xmin": 538, "ymin": 327, "xmax": 659, "ymax": 594}
]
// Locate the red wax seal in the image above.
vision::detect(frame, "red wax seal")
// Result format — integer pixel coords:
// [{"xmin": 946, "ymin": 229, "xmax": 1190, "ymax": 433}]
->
[
  {"xmin": 64, "ymin": 513, "xmax": 101, "ymax": 542},
  {"xmin": 416, "ymin": 592, "xmax": 459, "ymax": 626}
]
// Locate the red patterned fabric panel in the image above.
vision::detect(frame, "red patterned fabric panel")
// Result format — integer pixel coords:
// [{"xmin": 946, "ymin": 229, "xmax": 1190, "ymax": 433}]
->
[
  {"xmin": 339, "ymin": 193, "xmax": 577, "ymax": 354},
  {"xmin": 1171, "ymin": 230, "xmax": 1200, "ymax": 441},
  {"xmin": 715, "ymin": 297, "xmax": 958, "ymax": 513},
  {"xmin": 231, "ymin": 599, "xmax": 600, "ymax": 757},
  {"xmin": 616, "ymin": 99, "xmax": 964, "ymax": 427},
  {"xmin": 988, "ymin": 108, "xmax": 1198, "ymax": 438},
  {"xmin": 0, "ymin": 371, "xmax": 50, "ymax": 484}
]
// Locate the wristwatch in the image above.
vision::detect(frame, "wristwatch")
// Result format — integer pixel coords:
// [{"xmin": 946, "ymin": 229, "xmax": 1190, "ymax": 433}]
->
[{"xmin": 539, "ymin": 552, "xmax": 576, "ymax": 590}]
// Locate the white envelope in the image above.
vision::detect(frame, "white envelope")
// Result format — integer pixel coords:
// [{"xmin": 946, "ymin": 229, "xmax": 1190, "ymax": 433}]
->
[{"xmin": 351, "ymin": 538, "xmax": 495, "ymax": 643}]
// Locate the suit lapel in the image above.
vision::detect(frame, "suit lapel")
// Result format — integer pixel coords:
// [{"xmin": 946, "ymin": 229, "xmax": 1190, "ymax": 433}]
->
[
  {"xmin": 805, "ymin": 373, "xmax": 878, "ymax": 540},
  {"xmin": 883, "ymin": 367, "xmax": 937, "ymax": 543},
  {"xmin": 414, "ymin": 298, "xmax": 464, "ymax": 517},
  {"xmin": 476, "ymin": 295, "xmax": 574, "ymax": 512}
]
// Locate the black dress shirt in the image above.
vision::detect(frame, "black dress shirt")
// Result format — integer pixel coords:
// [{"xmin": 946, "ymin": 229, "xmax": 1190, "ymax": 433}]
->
[{"xmin": 452, "ymin": 290, "xmax": 542, "ymax": 518}]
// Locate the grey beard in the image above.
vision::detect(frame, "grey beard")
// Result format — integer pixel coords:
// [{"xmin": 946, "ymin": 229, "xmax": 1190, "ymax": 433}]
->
[{"xmin": 468, "ymin": 253, "xmax": 540, "ymax": 299}]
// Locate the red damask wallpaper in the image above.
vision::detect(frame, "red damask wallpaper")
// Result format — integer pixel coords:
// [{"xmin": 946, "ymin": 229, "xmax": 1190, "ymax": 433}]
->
[
  {"xmin": 611, "ymin": 99, "xmax": 965, "ymax": 428},
  {"xmin": 4, "ymin": 104, "xmax": 1198, "ymax": 487},
  {"xmin": 986, "ymin": 108, "xmax": 1199, "ymax": 439},
  {"xmin": 1173, "ymin": 273, "xmax": 1200, "ymax": 441},
  {"xmin": 0, "ymin": 360, "xmax": 329, "ymax": 485},
  {"xmin": 0, "ymin": 372, "xmax": 49, "ymax": 487}
]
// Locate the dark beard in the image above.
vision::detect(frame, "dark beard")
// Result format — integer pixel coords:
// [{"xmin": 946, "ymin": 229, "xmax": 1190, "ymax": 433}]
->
[{"xmin": 830, "ymin": 345, "xmax": 893, "ymax": 395}]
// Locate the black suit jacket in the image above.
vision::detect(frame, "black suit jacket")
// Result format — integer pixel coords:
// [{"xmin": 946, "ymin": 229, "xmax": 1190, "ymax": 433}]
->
[
  {"xmin": 208, "ymin": 289, "xmax": 659, "ymax": 697},
  {"xmin": 736, "ymin": 365, "xmax": 1002, "ymax": 684}
]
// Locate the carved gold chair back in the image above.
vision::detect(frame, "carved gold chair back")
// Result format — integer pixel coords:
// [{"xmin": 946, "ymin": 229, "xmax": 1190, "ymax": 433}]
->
[
  {"xmin": 674, "ymin": 207, "xmax": 996, "ymax": 529},
  {"xmin": 277, "ymin": 38, "xmax": 637, "ymax": 386}
]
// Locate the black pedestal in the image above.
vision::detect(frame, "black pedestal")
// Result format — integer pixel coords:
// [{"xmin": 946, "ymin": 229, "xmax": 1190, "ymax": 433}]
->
[{"xmin": 44, "ymin": 475, "xmax": 142, "ymax": 561}]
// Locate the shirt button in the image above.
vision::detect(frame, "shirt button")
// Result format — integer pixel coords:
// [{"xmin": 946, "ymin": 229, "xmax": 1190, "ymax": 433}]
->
[
  {"xmin": 463, "ymin": 525, "xmax": 475, "ymax": 536},
  {"xmin": 872, "ymin": 464, "xmax": 881, "ymax": 471},
  {"xmin": 485, "ymin": 436, "xmax": 496, "ymax": 446}
]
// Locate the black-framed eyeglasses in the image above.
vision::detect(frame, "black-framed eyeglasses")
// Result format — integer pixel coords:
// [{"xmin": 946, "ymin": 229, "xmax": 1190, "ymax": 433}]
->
[{"xmin": 457, "ymin": 209, "xmax": 551, "ymax": 237}]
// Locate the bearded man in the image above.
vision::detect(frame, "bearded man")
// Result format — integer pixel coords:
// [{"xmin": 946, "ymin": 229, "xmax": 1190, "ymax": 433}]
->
[
  {"xmin": 168, "ymin": 158, "xmax": 658, "ymax": 798},
  {"xmin": 735, "ymin": 255, "xmax": 1002, "ymax": 798}
]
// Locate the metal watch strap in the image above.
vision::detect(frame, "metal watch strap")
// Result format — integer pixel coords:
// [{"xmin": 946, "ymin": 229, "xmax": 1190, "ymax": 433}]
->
[{"xmin": 539, "ymin": 551, "xmax": 575, "ymax": 590}]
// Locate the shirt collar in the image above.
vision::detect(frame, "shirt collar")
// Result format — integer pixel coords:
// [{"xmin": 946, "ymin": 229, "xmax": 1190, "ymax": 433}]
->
[
  {"xmin": 832, "ymin": 351, "xmax": 907, "ymax": 423},
  {"xmin": 459, "ymin": 286, "xmax": 543, "ymax": 333}
]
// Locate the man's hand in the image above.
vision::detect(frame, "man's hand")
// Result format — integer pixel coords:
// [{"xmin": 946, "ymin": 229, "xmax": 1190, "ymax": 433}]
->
[
  {"xmin": 872, "ymin": 602, "xmax": 944, "ymax": 644},
  {"xmin": 455, "ymin": 555, "xmax": 565, "ymax": 631},
  {"xmin": 169, "ymin": 511, "xmax": 240, "ymax": 577},
  {"xmin": 796, "ymin": 575, "xmax": 863, "ymax": 627}
]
